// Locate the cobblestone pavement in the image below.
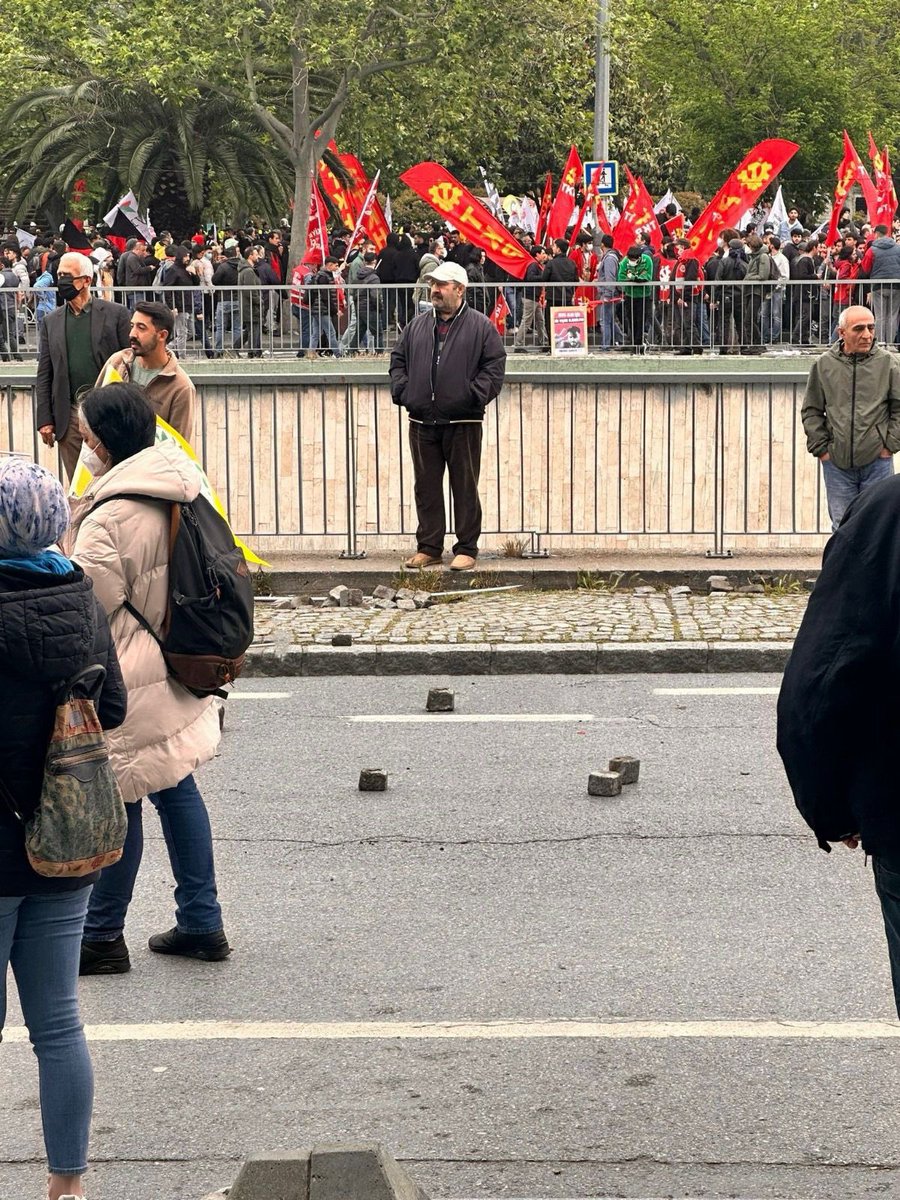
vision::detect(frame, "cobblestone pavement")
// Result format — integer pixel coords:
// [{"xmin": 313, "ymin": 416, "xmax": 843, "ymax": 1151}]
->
[{"xmin": 252, "ymin": 588, "xmax": 809, "ymax": 646}]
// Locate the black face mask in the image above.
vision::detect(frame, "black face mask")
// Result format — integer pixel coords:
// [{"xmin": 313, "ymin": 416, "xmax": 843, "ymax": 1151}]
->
[{"xmin": 57, "ymin": 278, "xmax": 80, "ymax": 302}]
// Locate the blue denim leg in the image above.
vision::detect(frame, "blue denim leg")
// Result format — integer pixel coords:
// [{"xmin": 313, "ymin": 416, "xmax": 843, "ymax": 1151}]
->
[
  {"xmin": 82, "ymin": 799, "xmax": 143, "ymax": 941},
  {"xmin": 148, "ymin": 774, "xmax": 223, "ymax": 935},
  {"xmin": 0, "ymin": 892, "xmax": 94, "ymax": 1174},
  {"xmin": 821, "ymin": 455, "xmax": 894, "ymax": 530},
  {"xmin": 305, "ymin": 313, "xmax": 322, "ymax": 351}
]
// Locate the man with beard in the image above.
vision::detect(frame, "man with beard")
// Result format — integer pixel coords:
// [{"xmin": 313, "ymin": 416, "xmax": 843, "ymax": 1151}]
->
[
  {"xmin": 97, "ymin": 300, "xmax": 196, "ymax": 441},
  {"xmin": 389, "ymin": 261, "xmax": 505, "ymax": 571},
  {"xmin": 36, "ymin": 251, "xmax": 132, "ymax": 479}
]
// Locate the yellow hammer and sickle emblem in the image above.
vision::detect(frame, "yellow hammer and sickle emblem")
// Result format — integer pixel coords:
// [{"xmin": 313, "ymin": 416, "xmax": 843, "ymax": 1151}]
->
[
  {"xmin": 428, "ymin": 182, "xmax": 462, "ymax": 213},
  {"xmin": 736, "ymin": 160, "xmax": 773, "ymax": 190}
]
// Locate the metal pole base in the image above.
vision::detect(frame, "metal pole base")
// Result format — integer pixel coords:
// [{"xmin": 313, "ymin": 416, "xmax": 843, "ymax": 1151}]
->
[
  {"xmin": 705, "ymin": 549, "xmax": 734, "ymax": 559},
  {"xmin": 520, "ymin": 531, "xmax": 550, "ymax": 559},
  {"xmin": 339, "ymin": 550, "xmax": 368, "ymax": 560}
]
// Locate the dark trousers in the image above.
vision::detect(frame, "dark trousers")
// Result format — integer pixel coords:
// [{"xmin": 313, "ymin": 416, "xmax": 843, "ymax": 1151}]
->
[
  {"xmin": 408, "ymin": 421, "xmax": 483, "ymax": 557},
  {"xmin": 873, "ymin": 854, "xmax": 900, "ymax": 1017}
]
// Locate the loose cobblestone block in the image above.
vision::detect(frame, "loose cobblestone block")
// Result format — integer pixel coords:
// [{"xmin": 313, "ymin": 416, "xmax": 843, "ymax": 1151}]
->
[
  {"xmin": 374, "ymin": 585, "xmax": 398, "ymax": 601},
  {"xmin": 608, "ymin": 755, "xmax": 640, "ymax": 784},
  {"xmin": 347, "ymin": 588, "xmax": 364, "ymax": 606},
  {"xmin": 707, "ymin": 575, "xmax": 734, "ymax": 592},
  {"xmin": 588, "ymin": 771, "xmax": 622, "ymax": 797},
  {"xmin": 372, "ymin": 598, "xmax": 395, "ymax": 610},
  {"xmin": 331, "ymin": 632, "xmax": 353, "ymax": 647},
  {"xmin": 329, "ymin": 585, "xmax": 350, "ymax": 606},
  {"xmin": 426, "ymin": 688, "xmax": 455, "ymax": 712},
  {"xmin": 396, "ymin": 598, "xmax": 417, "ymax": 611},
  {"xmin": 413, "ymin": 591, "xmax": 432, "ymax": 608},
  {"xmin": 395, "ymin": 588, "xmax": 416, "ymax": 600},
  {"xmin": 359, "ymin": 768, "xmax": 387, "ymax": 791},
  {"xmin": 634, "ymin": 586, "xmax": 657, "ymax": 596},
  {"xmin": 668, "ymin": 585, "xmax": 691, "ymax": 596}
]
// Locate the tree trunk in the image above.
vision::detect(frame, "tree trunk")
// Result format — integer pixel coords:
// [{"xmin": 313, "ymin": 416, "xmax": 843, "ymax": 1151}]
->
[
  {"xmin": 288, "ymin": 151, "xmax": 312, "ymax": 274},
  {"xmin": 150, "ymin": 172, "xmax": 202, "ymax": 242}
]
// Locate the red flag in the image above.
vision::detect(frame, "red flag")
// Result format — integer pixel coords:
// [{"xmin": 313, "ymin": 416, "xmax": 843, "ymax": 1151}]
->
[
  {"xmin": 545, "ymin": 146, "xmax": 582, "ymax": 242},
  {"xmin": 685, "ymin": 138, "xmax": 799, "ymax": 262},
  {"xmin": 317, "ymin": 157, "xmax": 357, "ymax": 233},
  {"xmin": 567, "ymin": 181, "xmax": 596, "ymax": 249},
  {"xmin": 400, "ymin": 162, "xmax": 533, "ymax": 279},
  {"xmin": 304, "ymin": 181, "xmax": 329, "ymax": 265},
  {"xmin": 489, "ymin": 292, "xmax": 511, "ymax": 334},
  {"xmin": 535, "ymin": 172, "xmax": 553, "ymax": 244},
  {"xmin": 332, "ymin": 144, "xmax": 390, "ymax": 250},
  {"xmin": 613, "ymin": 168, "xmax": 663, "ymax": 254},
  {"xmin": 663, "ymin": 214, "xmax": 685, "ymax": 239},
  {"xmin": 867, "ymin": 133, "xmax": 897, "ymax": 230},
  {"xmin": 827, "ymin": 131, "xmax": 878, "ymax": 243}
]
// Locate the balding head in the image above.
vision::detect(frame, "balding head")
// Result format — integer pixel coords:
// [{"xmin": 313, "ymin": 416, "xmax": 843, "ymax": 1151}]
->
[{"xmin": 838, "ymin": 305, "xmax": 876, "ymax": 355}]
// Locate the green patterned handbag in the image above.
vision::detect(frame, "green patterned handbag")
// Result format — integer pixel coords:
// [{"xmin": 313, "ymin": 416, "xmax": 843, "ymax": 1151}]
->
[{"xmin": 1, "ymin": 665, "xmax": 127, "ymax": 878}]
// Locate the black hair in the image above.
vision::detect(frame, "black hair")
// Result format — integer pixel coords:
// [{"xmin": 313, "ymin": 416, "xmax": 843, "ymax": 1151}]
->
[
  {"xmin": 133, "ymin": 300, "xmax": 175, "ymax": 340},
  {"xmin": 80, "ymin": 383, "xmax": 156, "ymax": 465}
]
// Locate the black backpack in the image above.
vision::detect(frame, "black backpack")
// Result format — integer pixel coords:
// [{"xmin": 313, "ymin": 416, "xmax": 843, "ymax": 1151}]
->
[{"xmin": 97, "ymin": 493, "xmax": 254, "ymax": 697}]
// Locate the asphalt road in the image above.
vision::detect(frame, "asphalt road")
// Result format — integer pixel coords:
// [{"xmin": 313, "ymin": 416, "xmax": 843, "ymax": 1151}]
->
[{"xmin": 2, "ymin": 674, "xmax": 898, "ymax": 1200}]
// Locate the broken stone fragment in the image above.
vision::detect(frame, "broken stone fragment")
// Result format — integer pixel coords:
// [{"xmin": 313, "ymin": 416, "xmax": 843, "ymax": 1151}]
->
[
  {"xmin": 359, "ymin": 768, "xmax": 387, "ymax": 792},
  {"xmin": 608, "ymin": 756, "xmax": 640, "ymax": 784},
  {"xmin": 331, "ymin": 632, "xmax": 353, "ymax": 647},
  {"xmin": 707, "ymin": 575, "xmax": 734, "ymax": 592},
  {"xmin": 588, "ymin": 771, "xmax": 622, "ymax": 797},
  {"xmin": 413, "ymin": 591, "xmax": 432, "ymax": 608},
  {"xmin": 395, "ymin": 598, "xmax": 417, "ymax": 612},
  {"xmin": 346, "ymin": 588, "xmax": 364, "ymax": 606},
  {"xmin": 373, "ymin": 585, "xmax": 397, "ymax": 601},
  {"xmin": 426, "ymin": 688, "xmax": 455, "ymax": 712}
]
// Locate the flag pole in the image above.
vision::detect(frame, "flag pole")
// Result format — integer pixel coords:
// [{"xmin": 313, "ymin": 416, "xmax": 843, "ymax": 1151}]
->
[
  {"xmin": 593, "ymin": 0, "xmax": 610, "ymax": 162},
  {"xmin": 342, "ymin": 169, "xmax": 380, "ymax": 267}
]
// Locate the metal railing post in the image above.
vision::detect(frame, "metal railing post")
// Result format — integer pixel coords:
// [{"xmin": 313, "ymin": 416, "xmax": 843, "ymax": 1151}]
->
[{"xmin": 339, "ymin": 381, "xmax": 366, "ymax": 559}]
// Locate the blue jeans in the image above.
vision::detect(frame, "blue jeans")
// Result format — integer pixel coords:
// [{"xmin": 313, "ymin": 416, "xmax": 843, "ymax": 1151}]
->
[
  {"xmin": 305, "ymin": 312, "xmax": 343, "ymax": 356},
  {"xmin": 821, "ymin": 454, "xmax": 893, "ymax": 530},
  {"xmin": 83, "ymin": 774, "xmax": 223, "ymax": 940},
  {"xmin": 0, "ymin": 891, "xmax": 93, "ymax": 1173},
  {"xmin": 873, "ymin": 854, "xmax": 900, "ymax": 1017},
  {"xmin": 213, "ymin": 300, "xmax": 242, "ymax": 353}
]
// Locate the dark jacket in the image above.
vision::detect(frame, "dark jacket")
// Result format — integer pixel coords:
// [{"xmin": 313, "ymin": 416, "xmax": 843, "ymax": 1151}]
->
[
  {"xmin": 778, "ymin": 475, "xmax": 900, "ymax": 854},
  {"xmin": 212, "ymin": 256, "xmax": 240, "ymax": 290},
  {"xmin": 355, "ymin": 263, "xmax": 383, "ymax": 312},
  {"xmin": 541, "ymin": 254, "xmax": 578, "ymax": 307},
  {"xmin": 121, "ymin": 251, "xmax": 156, "ymax": 288},
  {"xmin": 389, "ymin": 302, "xmax": 506, "ymax": 423},
  {"xmin": 35, "ymin": 299, "xmax": 133, "ymax": 438},
  {"xmin": 0, "ymin": 562, "xmax": 126, "ymax": 895},
  {"xmin": 801, "ymin": 341, "xmax": 900, "ymax": 469},
  {"xmin": 863, "ymin": 236, "xmax": 900, "ymax": 281}
]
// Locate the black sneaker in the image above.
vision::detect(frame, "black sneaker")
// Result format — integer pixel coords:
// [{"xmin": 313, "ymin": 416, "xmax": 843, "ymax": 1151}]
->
[
  {"xmin": 80, "ymin": 935, "xmax": 131, "ymax": 975},
  {"xmin": 148, "ymin": 927, "xmax": 231, "ymax": 961}
]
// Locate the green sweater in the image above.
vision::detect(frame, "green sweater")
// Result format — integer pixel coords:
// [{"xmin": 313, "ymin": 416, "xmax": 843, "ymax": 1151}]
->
[
  {"xmin": 65, "ymin": 304, "xmax": 96, "ymax": 402},
  {"xmin": 617, "ymin": 253, "xmax": 653, "ymax": 298}
]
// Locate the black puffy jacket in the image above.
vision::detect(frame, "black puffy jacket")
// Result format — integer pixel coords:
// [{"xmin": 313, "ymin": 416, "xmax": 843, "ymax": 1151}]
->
[{"xmin": 0, "ymin": 562, "xmax": 127, "ymax": 895}]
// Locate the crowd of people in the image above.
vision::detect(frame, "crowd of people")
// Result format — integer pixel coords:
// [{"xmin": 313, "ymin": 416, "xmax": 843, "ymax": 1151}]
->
[{"xmin": 3, "ymin": 200, "xmax": 900, "ymax": 363}]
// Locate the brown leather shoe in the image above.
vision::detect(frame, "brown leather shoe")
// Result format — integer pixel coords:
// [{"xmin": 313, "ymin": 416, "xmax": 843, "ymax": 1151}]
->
[
  {"xmin": 404, "ymin": 552, "xmax": 443, "ymax": 569},
  {"xmin": 449, "ymin": 554, "xmax": 476, "ymax": 571}
]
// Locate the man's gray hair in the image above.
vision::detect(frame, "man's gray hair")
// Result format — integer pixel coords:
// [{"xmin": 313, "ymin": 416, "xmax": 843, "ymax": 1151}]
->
[{"xmin": 59, "ymin": 251, "xmax": 95, "ymax": 278}]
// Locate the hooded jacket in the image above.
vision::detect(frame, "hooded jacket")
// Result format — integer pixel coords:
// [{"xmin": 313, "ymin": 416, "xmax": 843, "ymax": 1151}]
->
[
  {"xmin": 389, "ymin": 302, "xmax": 506, "ymax": 424},
  {"xmin": 69, "ymin": 442, "xmax": 220, "ymax": 803},
  {"xmin": 863, "ymin": 236, "xmax": 900, "ymax": 281},
  {"xmin": 778, "ymin": 475, "xmax": 900, "ymax": 854},
  {"xmin": 801, "ymin": 341, "xmax": 900, "ymax": 469},
  {"xmin": 0, "ymin": 562, "xmax": 126, "ymax": 895}
]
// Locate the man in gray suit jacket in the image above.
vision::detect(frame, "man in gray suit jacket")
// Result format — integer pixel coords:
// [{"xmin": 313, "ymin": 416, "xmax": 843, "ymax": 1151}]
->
[{"xmin": 36, "ymin": 251, "xmax": 132, "ymax": 480}]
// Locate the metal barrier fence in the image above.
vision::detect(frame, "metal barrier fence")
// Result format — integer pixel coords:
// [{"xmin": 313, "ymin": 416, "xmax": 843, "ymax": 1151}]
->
[
  {"xmin": 1, "ymin": 372, "xmax": 832, "ymax": 557},
  {"xmin": 5, "ymin": 278, "xmax": 900, "ymax": 361}
]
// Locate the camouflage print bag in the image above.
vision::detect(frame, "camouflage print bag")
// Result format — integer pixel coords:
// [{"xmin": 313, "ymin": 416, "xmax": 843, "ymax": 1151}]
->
[{"xmin": 1, "ymin": 666, "xmax": 127, "ymax": 878}]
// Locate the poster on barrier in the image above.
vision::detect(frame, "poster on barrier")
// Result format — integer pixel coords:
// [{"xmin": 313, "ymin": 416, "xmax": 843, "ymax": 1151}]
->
[{"xmin": 550, "ymin": 307, "xmax": 588, "ymax": 357}]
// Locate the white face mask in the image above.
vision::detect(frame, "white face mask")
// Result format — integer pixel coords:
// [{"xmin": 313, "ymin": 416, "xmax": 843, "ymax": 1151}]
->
[{"xmin": 82, "ymin": 446, "xmax": 109, "ymax": 478}]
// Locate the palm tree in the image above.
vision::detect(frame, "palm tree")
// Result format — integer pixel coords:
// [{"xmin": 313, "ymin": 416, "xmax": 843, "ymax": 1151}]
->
[{"xmin": 0, "ymin": 79, "xmax": 294, "ymax": 236}]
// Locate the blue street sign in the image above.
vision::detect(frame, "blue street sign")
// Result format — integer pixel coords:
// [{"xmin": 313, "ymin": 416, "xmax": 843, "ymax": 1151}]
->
[{"xmin": 584, "ymin": 160, "xmax": 619, "ymax": 195}]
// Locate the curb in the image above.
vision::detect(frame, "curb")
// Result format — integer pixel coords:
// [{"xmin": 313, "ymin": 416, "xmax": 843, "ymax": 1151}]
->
[{"xmin": 243, "ymin": 640, "xmax": 792, "ymax": 676}]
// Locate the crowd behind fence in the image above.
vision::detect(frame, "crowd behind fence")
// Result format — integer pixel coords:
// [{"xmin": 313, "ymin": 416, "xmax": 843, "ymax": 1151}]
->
[
  {"xmin": 4, "ymin": 280, "xmax": 900, "ymax": 362},
  {"xmin": 2, "ymin": 375, "xmax": 832, "ymax": 558}
]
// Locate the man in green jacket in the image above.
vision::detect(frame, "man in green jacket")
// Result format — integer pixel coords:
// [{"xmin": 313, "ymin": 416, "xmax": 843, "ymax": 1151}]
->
[{"xmin": 802, "ymin": 305, "xmax": 900, "ymax": 529}]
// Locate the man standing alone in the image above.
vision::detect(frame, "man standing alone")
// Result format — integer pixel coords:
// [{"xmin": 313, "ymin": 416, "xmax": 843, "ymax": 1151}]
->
[
  {"xmin": 389, "ymin": 261, "xmax": 505, "ymax": 571},
  {"xmin": 801, "ymin": 304, "xmax": 900, "ymax": 529}
]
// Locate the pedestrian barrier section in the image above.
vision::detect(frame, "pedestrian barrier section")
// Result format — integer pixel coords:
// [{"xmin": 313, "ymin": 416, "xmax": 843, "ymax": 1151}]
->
[
  {"xmin": 1, "ymin": 371, "xmax": 833, "ymax": 557},
  {"xmin": 9, "ymin": 280, "xmax": 900, "ymax": 361}
]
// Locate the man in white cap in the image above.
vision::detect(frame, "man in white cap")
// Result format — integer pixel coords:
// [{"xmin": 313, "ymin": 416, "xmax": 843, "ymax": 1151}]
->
[{"xmin": 389, "ymin": 259, "xmax": 506, "ymax": 571}]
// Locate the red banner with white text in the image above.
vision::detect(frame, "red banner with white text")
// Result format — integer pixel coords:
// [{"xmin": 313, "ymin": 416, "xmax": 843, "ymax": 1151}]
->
[
  {"xmin": 304, "ymin": 182, "xmax": 329, "ymax": 265},
  {"xmin": 545, "ymin": 145, "xmax": 582, "ymax": 243},
  {"xmin": 685, "ymin": 138, "xmax": 799, "ymax": 262},
  {"xmin": 613, "ymin": 168, "xmax": 663, "ymax": 254},
  {"xmin": 400, "ymin": 162, "xmax": 533, "ymax": 279}
]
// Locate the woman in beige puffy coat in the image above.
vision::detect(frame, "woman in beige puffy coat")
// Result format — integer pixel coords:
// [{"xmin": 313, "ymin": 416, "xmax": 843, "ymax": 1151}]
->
[{"xmin": 68, "ymin": 382, "xmax": 230, "ymax": 974}]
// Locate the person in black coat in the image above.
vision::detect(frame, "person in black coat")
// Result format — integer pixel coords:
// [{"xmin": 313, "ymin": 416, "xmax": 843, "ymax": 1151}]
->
[
  {"xmin": 540, "ymin": 237, "xmax": 579, "ymax": 343},
  {"xmin": 778, "ymin": 472, "xmax": 900, "ymax": 1017},
  {"xmin": 0, "ymin": 457, "xmax": 126, "ymax": 1200}
]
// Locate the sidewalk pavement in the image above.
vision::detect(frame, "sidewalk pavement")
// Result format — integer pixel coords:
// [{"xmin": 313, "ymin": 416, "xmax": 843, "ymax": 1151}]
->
[{"xmin": 246, "ymin": 584, "xmax": 809, "ymax": 676}]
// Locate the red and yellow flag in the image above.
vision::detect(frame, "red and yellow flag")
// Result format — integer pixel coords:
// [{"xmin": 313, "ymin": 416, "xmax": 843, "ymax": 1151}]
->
[
  {"xmin": 316, "ymin": 157, "xmax": 357, "ymax": 233},
  {"xmin": 489, "ymin": 292, "xmax": 511, "ymax": 334},
  {"xmin": 827, "ymin": 131, "xmax": 878, "ymax": 243},
  {"xmin": 685, "ymin": 139, "xmax": 799, "ymax": 262},
  {"xmin": 400, "ymin": 162, "xmax": 533, "ymax": 279},
  {"xmin": 303, "ymin": 181, "xmax": 329, "ymax": 265},
  {"xmin": 535, "ymin": 172, "xmax": 553, "ymax": 244},
  {"xmin": 545, "ymin": 146, "xmax": 583, "ymax": 243},
  {"xmin": 331, "ymin": 144, "xmax": 390, "ymax": 250},
  {"xmin": 613, "ymin": 168, "xmax": 663, "ymax": 254},
  {"xmin": 867, "ymin": 132, "xmax": 897, "ymax": 230}
]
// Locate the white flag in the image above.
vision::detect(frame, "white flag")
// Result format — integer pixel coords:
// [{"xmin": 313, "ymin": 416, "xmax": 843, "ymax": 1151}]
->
[
  {"xmin": 758, "ymin": 184, "xmax": 788, "ymax": 235},
  {"xmin": 519, "ymin": 196, "xmax": 539, "ymax": 235},
  {"xmin": 104, "ymin": 191, "xmax": 155, "ymax": 242},
  {"xmin": 653, "ymin": 188, "xmax": 682, "ymax": 216},
  {"xmin": 383, "ymin": 194, "xmax": 393, "ymax": 230},
  {"xmin": 479, "ymin": 167, "xmax": 503, "ymax": 219},
  {"xmin": 15, "ymin": 228, "xmax": 35, "ymax": 249}
]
